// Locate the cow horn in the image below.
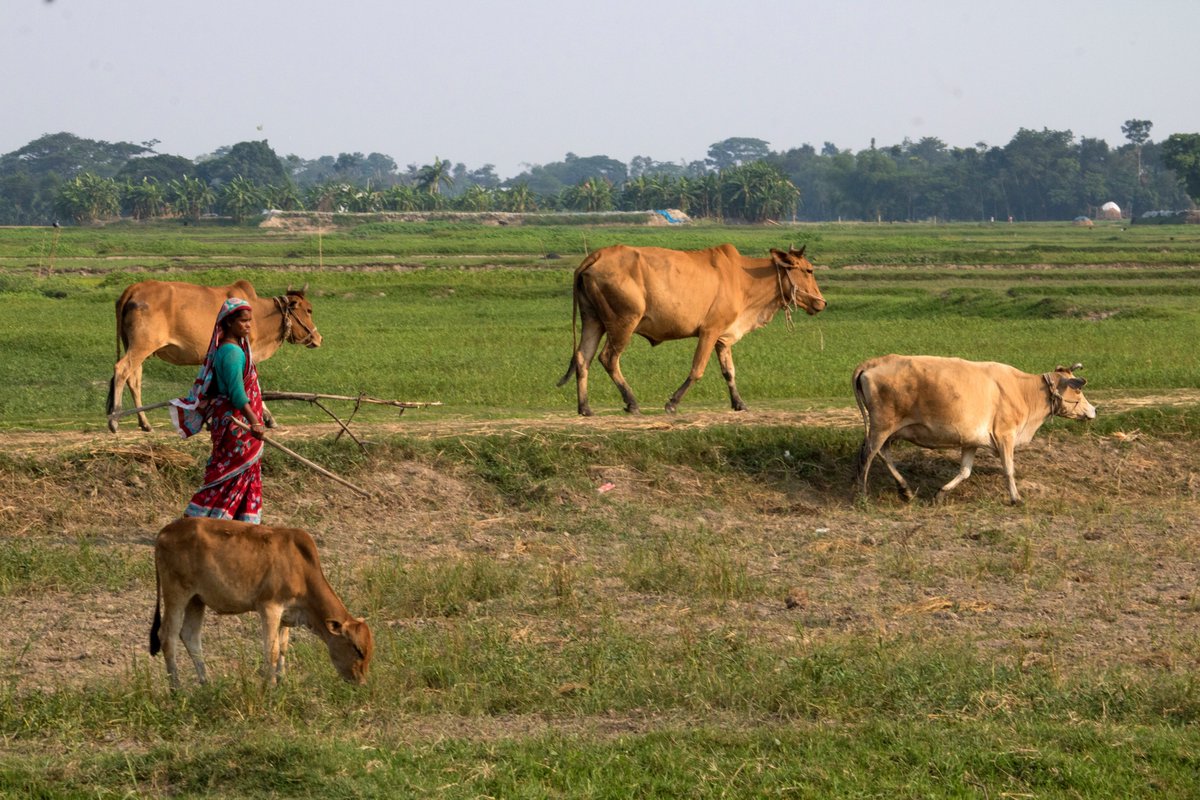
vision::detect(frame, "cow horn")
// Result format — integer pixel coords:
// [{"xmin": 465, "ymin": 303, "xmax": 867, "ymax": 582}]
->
[
  {"xmin": 1070, "ymin": 362, "xmax": 1083, "ymax": 372},
  {"xmin": 301, "ymin": 282, "xmax": 309, "ymax": 295}
]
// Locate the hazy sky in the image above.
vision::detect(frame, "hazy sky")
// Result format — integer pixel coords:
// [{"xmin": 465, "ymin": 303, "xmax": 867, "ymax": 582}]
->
[{"xmin": 5, "ymin": 0, "xmax": 1197, "ymax": 179}]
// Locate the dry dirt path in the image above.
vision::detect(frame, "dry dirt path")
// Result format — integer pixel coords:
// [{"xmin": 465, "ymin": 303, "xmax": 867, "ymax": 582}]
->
[{"xmin": 2, "ymin": 390, "xmax": 1197, "ymax": 456}]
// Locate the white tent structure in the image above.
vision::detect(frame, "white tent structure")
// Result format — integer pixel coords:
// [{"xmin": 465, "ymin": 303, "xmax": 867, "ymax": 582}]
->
[{"xmin": 1099, "ymin": 201, "xmax": 1122, "ymax": 220}]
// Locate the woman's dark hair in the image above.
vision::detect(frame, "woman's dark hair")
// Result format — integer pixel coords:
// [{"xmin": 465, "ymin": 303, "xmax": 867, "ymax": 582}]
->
[{"xmin": 220, "ymin": 307, "xmax": 251, "ymax": 331}]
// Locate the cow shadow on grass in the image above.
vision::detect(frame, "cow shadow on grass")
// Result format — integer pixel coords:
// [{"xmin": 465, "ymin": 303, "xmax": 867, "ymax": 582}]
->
[{"xmin": 714, "ymin": 426, "xmax": 1011, "ymax": 508}]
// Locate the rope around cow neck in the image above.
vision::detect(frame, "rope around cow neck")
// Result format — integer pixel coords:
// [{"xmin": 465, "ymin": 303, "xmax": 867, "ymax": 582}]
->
[
  {"xmin": 775, "ymin": 264, "xmax": 797, "ymax": 332},
  {"xmin": 774, "ymin": 263, "xmax": 825, "ymax": 349},
  {"xmin": 272, "ymin": 295, "xmax": 318, "ymax": 345}
]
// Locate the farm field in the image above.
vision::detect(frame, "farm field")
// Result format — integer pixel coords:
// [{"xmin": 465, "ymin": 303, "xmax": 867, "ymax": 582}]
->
[{"xmin": 2, "ymin": 220, "xmax": 1200, "ymax": 797}]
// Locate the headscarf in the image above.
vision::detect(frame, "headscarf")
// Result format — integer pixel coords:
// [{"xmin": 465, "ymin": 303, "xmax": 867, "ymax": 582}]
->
[{"xmin": 169, "ymin": 297, "xmax": 255, "ymax": 438}]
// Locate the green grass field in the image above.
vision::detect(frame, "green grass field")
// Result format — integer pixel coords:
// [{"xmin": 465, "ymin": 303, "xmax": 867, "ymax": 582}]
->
[
  {"xmin": 2, "ymin": 220, "xmax": 1200, "ymax": 798},
  {"xmin": 1, "ymin": 219, "xmax": 1199, "ymax": 429}
]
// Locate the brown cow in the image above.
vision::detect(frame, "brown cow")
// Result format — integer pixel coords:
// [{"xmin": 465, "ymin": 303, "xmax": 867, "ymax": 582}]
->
[
  {"xmin": 557, "ymin": 244, "xmax": 826, "ymax": 415},
  {"xmin": 107, "ymin": 280, "xmax": 321, "ymax": 432},
  {"xmin": 149, "ymin": 517, "xmax": 374, "ymax": 688},
  {"xmin": 853, "ymin": 355, "xmax": 1096, "ymax": 504}
]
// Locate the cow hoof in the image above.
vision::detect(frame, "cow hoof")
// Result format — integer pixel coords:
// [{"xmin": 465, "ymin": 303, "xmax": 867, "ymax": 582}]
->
[
  {"xmin": 138, "ymin": 421, "xmax": 152, "ymax": 432},
  {"xmin": 626, "ymin": 405, "xmax": 642, "ymax": 415},
  {"xmin": 732, "ymin": 403, "xmax": 748, "ymax": 412},
  {"xmin": 933, "ymin": 491, "xmax": 947, "ymax": 505},
  {"xmin": 579, "ymin": 408, "xmax": 594, "ymax": 417},
  {"xmin": 900, "ymin": 487, "xmax": 916, "ymax": 503},
  {"xmin": 107, "ymin": 419, "xmax": 119, "ymax": 434},
  {"xmin": 663, "ymin": 403, "xmax": 677, "ymax": 415}
]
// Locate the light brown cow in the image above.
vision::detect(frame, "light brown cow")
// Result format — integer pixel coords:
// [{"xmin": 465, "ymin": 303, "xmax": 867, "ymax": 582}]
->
[
  {"xmin": 853, "ymin": 355, "xmax": 1096, "ymax": 504},
  {"xmin": 149, "ymin": 517, "xmax": 373, "ymax": 688},
  {"xmin": 557, "ymin": 244, "xmax": 826, "ymax": 415},
  {"xmin": 107, "ymin": 280, "xmax": 322, "ymax": 432}
]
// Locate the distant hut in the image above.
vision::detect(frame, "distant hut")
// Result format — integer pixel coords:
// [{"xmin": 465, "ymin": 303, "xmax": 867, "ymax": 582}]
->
[
  {"xmin": 1073, "ymin": 215, "xmax": 1094, "ymax": 228},
  {"xmin": 1099, "ymin": 201, "xmax": 1122, "ymax": 221}
]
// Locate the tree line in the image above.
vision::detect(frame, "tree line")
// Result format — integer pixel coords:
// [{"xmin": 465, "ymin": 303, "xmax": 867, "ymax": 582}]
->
[{"xmin": 1, "ymin": 124, "xmax": 1198, "ymax": 226}]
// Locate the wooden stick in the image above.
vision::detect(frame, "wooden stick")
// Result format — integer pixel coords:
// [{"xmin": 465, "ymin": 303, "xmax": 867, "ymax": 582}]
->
[
  {"xmin": 108, "ymin": 393, "xmax": 439, "ymax": 423},
  {"xmin": 313, "ymin": 398, "xmax": 367, "ymax": 452},
  {"xmin": 230, "ymin": 418, "xmax": 372, "ymax": 498},
  {"xmin": 261, "ymin": 391, "xmax": 441, "ymax": 408},
  {"xmin": 108, "ymin": 399, "xmax": 173, "ymax": 422}
]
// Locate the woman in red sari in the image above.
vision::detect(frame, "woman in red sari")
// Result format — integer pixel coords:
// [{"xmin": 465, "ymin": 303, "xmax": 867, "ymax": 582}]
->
[{"xmin": 169, "ymin": 298, "xmax": 267, "ymax": 523}]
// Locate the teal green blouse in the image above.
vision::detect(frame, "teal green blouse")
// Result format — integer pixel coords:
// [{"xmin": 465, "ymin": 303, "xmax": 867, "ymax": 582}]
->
[{"xmin": 212, "ymin": 343, "xmax": 250, "ymax": 409}]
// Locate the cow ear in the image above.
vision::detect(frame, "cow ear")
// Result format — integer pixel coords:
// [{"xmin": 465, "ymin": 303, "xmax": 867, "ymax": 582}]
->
[
  {"xmin": 326, "ymin": 619, "xmax": 344, "ymax": 636},
  {"xmin": 769, "ymin": 248, "xmax": 787, "ymax": 264},
  {"xmin": 1069, "ymin": 377, "xmax": 1087, "ymax": 389}
]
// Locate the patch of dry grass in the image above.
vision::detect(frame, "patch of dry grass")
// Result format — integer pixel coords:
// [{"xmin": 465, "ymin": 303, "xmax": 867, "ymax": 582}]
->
[{"xmin": 3, "ymin": 418, "xmax": 1199, "ymax": 696}]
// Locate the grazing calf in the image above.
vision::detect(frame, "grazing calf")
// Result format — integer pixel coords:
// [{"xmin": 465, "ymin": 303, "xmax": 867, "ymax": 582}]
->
[
  {"xmin": 853, "ymin": 355, "xmax": 1096, "ymax": 504},
  {"xmin": 150, "ymin": 517, "xmax": 373, "ymax": 688}
]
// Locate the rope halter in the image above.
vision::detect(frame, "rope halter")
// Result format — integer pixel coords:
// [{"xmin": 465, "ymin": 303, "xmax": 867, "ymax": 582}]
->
[
  {"xmin": 1042, "ymin": 364, "xmax": 1086, "ymax": 417},
  {"xmin": 273, "ymin": 294, "xmax": 319, "ymax": 346},
  {"xmin": 773, "ymin": 256, "xmax": 824, "ymax": 332}
]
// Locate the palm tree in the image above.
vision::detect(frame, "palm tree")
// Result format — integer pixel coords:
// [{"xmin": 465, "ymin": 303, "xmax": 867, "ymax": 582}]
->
[{"xmin": 416, "ymin": 157, "xmax": 454, "ymax": 196}]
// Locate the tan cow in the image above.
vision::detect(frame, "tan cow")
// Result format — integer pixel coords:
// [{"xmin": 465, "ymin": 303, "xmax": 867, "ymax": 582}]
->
[
  {"xmin": 557, "ymin": 244, "xmax": 826, "ymax": 415},
  {"xmin": 853, "ymin": 355, "xmax": 1096, "ymax": 504},
  {"xmin": 149, "ymin": 517, "xmax": 374, "ymax": 688},
  {"xmin": 107, "ymin": 280, "xmax": 322, "ymax": 432}
]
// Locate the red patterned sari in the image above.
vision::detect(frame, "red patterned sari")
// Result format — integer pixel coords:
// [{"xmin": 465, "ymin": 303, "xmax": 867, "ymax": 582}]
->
[{"xmin": 170, "ymin": 298, "xmax": 265, "ymax": 524}]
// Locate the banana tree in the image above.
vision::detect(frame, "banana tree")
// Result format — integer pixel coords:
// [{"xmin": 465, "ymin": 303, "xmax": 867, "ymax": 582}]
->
[
  {"xmin": 499, "ymin": 182, "xmax": 536, "ymax": 213},
  {"xmin": 122, "ymin": 177, "xmax": 164, "ymax": 220},
  {"xmin": 167, "ymin": 176, "xmax": 215, "ymax": 221},
  {"xmin": 218, "ymin": 175, "xmax": 266, "ymax": 222},
  {"xmin": 55, "ymin": 173, "xmax": 120, "ymax": 224}
]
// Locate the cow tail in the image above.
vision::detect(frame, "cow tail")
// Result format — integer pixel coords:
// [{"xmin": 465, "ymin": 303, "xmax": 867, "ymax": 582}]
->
[
  {"xmin": 114, "ymin": 285, "xmax": 133, "ymax": 362},
  {"xmin": 108, "ymin": 288, "xmax": 132, "ymax": 415},
  {"xmin": 149, "ymin": 564, "xmax": 162, "ymax": 656},
  {"xmin": 556, "ymin": 253, "xmax": 600, "ymax": 388},
  {"xmin": 852, "ymin": 366, "xmax": 871, "ymax": 433},
  {"xmin": 852, "ymin": 366, "xmax": 874, "ymax": 480}
]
